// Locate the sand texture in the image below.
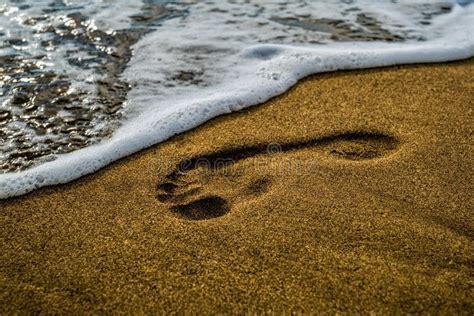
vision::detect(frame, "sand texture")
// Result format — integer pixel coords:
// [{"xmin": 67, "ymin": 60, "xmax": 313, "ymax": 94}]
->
[{"xmin": 1, "ymin": 59, "xmax": 473, "ymax": 313}]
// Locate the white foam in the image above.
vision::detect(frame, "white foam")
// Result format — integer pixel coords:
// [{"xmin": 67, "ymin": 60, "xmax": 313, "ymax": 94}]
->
[{"xmin": 1, "ymin": 1, "xmax": 474, "ymax": 199}]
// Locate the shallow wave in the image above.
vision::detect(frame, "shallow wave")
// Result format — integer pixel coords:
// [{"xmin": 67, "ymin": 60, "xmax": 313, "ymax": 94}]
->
[{"xmin": 1, "ymin": 0, "xmax": 473, "ymax": 198}]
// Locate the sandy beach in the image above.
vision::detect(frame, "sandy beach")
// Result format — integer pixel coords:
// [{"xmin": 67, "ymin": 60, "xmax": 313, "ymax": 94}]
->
[{"xmin": 1, "ymin": 59, "xmax": 473, "ymax": 313}]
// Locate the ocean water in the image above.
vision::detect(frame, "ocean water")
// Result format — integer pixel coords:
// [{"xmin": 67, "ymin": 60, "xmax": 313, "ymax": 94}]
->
[{"xmin": 0, "ymin": 0, "xmax": 473, "ymax": 198}]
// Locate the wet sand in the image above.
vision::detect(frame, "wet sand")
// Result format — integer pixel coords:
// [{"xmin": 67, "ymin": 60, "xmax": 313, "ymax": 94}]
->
[{"xmin": 1, "ymin": 59, "xmax": 473, "ymax": 313}]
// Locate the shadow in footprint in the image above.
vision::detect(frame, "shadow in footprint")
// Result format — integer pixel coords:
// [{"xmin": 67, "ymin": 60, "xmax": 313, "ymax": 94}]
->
[
  {"xmin": 246, "ymin": 177, "xmax": 272, "ymax": 196},
  {"xmin": 157, "ymin": 131, "xmax": 400, "ymax": 221},
  {"xmin": 170, "ymin": 196, "xmax": 230, "ymax": 220}
]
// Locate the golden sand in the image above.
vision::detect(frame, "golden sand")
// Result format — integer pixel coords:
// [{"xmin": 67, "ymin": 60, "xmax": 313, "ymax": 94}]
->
[{"xmin": 1, "ymin": 59, "xmax": 473, "ymax": 313}]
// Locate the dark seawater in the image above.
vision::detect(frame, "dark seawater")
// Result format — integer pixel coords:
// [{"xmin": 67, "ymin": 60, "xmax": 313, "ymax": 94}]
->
[{"xmin": 0, "ymin": 0, "xmax": 186, "ymax": 172}]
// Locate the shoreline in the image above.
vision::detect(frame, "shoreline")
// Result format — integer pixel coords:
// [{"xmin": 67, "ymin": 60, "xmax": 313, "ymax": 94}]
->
[{"xmin": 1, "ymin": 59, "xmax": 473, "ymax": 313}]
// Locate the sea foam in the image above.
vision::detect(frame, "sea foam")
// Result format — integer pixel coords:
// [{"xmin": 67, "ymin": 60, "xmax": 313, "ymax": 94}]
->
[{"xmin": 0, "ymin": 0, "xmax": 473, "ymax": 198}]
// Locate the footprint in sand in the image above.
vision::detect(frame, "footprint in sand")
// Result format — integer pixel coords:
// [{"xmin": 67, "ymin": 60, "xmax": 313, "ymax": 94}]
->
[{"xmin": 157, "ymin": 131, "xmax": 400, "ymax": 221}]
